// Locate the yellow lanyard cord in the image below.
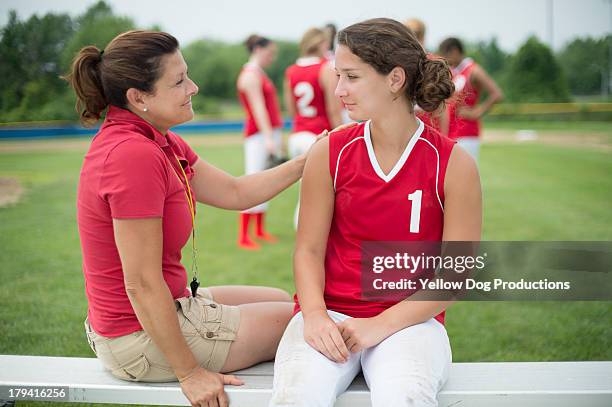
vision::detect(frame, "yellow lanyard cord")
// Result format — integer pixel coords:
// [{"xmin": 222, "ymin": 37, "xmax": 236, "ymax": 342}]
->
[{"xmin": 173, "ymin": 155, "xmax": 199, "ymax": 288}]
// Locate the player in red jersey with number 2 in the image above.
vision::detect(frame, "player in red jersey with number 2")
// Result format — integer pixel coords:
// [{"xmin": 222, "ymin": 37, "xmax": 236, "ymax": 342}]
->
[{"xmin": 284, "ymin": 27, "xmax": 343, "ymax": 228}]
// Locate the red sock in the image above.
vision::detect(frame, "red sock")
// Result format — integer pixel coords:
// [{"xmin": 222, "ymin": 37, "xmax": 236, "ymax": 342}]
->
[
  {"xmin": 255, "ymin": 212, "xmax": 277, "ymax": 242},
  {"xmin": 238, "ymin": 213, "xmax": 259, "ymax": 250}
]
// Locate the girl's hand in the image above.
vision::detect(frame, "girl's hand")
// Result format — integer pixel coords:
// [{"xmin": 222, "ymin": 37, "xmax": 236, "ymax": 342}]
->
[
  {"xmin": 337, "ymin": 317, "xmax": 390, "ymax": 353},
  {"xmin": 303, "ymin": 310, "xmax": 350, "ymax": 363}
]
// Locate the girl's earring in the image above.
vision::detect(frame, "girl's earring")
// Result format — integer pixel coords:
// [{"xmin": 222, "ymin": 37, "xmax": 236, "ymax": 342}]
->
[{"xmin": 143, "ymin": 107, "xmax": 148, "ymax": 112}]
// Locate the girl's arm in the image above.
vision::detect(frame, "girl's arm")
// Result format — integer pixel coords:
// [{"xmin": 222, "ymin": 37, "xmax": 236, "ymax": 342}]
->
[
  {"xmin": 283, "ymin": 74, "xmax": 297, "ymax": 118},
  {"xmin": 294, "ymin": 137, "xmax": 350, "ymax": 363}
]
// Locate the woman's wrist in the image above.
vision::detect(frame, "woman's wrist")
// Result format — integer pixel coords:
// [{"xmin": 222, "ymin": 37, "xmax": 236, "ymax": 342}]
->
[
  {"xmin": 302, "ymin": 306, "xmax": 328, "ymax": 320},
  {"xmin": 292, "ymin": 153, "xmax": 307, "ymax": 177},
  {"xmin": 177, "ymin": 364, "xmax": 201, "ymax": 383}
]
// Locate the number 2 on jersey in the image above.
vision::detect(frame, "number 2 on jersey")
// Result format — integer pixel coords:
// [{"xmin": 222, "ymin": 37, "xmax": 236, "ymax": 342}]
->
[
  {"xmin": 408, "ymin": 190, "xmax": 422, "ymax": 233},
  {"xmin": 294, "ymin": 82, "xmax": 317, "ymax": 117}
]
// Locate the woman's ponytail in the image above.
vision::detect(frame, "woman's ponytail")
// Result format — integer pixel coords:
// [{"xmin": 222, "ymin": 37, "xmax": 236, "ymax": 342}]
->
[{"xmin": 65, "ymin": 46, "xmax": 108, "ymax": 126}]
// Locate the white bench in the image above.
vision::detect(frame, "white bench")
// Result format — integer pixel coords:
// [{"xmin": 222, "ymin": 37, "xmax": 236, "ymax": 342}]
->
[{"xmin": 1, "ymin": 355, "xmax": 611, "ymax": 406}]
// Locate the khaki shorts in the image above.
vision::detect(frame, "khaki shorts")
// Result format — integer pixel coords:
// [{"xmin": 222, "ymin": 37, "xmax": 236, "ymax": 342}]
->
[{"xmin": 84, "ymin": 288, "xmax": 241, "ymax": 382}]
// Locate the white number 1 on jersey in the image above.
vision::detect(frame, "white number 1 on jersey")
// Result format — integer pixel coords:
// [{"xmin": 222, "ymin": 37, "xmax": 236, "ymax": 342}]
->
[{"xmin": 408, "ymin": 190, "xmax": 422, "ymax": 233}]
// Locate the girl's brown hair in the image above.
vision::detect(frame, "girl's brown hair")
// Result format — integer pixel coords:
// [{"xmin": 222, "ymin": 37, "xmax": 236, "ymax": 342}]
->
[
  {"xmin": 244, "ymin": 34, "xmax": 271, "ymax": 54},
  {"xmin": 64, "ymin": 30, "xmax": 179, "ymax": 126},
  {"xmin": 337, "ymin": 18, "xmax": 453, "ymax": 112}
]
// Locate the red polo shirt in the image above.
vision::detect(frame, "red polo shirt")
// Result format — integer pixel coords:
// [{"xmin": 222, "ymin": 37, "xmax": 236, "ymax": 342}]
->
[{"xmin": 77, "ymin": 106, "xmax": 198, "ymax": 337}]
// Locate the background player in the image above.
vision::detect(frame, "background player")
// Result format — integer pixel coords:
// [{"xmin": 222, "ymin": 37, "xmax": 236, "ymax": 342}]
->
[
  {"xmin": 236, "ymin": 34, "xmax": 283, "ymax": 249},
  {"xmin": 439, "ymin": 37, "xmax": 504, "ymax": 162},
  {"xmin": 284, "ymin": 27, "xmax": 343, "ymax": 228},
  {"xmin": 270, "ymin": 18, "xmax": 481, "ymax": 406}
]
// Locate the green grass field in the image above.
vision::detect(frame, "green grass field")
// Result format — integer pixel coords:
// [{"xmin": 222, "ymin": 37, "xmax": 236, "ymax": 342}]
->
[{"xmin": 0, "ymin": 124, "xmax": 611, "ymax": 371}]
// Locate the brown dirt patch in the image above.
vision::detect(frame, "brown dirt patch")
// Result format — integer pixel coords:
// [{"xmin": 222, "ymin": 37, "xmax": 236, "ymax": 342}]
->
[{"xmin": 0, "ymin": 177, "xmax": 24, "ymax": 208}]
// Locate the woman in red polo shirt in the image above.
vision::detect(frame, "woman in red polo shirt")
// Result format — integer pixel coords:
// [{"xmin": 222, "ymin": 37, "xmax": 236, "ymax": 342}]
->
[
  {"xmin": 236, "ymin": 34, "xmax": 283, "ymax": 250},
  {"xmin": 67, "ymin": 30, "xmax": 320, "ymax": 407}
]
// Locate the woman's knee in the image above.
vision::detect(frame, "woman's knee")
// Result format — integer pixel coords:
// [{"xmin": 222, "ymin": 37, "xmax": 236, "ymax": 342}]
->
[{"xmin": 221, "ymin": 302, "xmax": 293, "ymax": 371}]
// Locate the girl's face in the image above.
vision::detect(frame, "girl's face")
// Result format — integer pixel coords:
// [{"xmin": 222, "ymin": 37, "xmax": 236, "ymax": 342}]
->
[
  {"xmin": 141, "ymin": 50, "xmax": 199, "ymax": 132},
  {"xmin": 334, "ymin": 44, "xmax": 396, "ymax": 121},
  {"xmin": 258, "ymin": 43, "xmax": 277, "ymax": 68}
]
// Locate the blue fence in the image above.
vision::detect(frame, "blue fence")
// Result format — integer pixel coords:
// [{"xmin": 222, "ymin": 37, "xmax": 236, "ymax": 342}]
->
[{"xmin": 0, "ymin": 119, "xmax": 293, "ymax": 140}]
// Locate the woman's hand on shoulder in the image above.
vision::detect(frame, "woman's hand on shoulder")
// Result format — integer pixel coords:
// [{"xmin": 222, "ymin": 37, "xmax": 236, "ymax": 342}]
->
[{"xmin": 295, "ymin": 122, "xmax": 358, "ymax": 175}]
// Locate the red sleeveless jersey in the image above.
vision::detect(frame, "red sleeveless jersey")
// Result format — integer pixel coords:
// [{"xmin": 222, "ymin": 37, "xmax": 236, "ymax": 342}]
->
[
  {"xmin": 285, "ymin": 57, "xmax": 332, "ymax": 134},
  {"xmin": 237, "ymin": 63, "xmax": 282, "ymax": 137},
  {"xmin": 448, "ymin": 58, "xmax": 480, "ymax": 139},
  {"xmin": 294, "ymin": 120, "xmax": 455, "ymax": 325}
]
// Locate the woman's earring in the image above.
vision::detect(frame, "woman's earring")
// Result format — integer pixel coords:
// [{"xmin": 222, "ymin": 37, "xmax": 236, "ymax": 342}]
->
[{"xmin": 143, "ymin": 107, "xmax": 148, "ymax": 112}]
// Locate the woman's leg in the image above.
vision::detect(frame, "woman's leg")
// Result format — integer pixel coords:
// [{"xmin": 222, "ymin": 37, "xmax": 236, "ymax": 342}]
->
[
  {"xmin": 361, "ymin": 318, "xmax": 452, "ymax": 407},
  {"xmin": 269, "ymin": 311, "xmax": 362, "ymax": 407},
  {"xmin": 220, "ymin": 301, "xmax": 294, "ymax": 372},
  {"xmin": 208, "ymin": 285, "xmax": 292, "ymax": 305}
]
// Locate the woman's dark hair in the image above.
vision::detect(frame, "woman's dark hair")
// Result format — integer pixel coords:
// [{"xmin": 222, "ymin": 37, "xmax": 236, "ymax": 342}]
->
[
  {"xmin": 439, "ymin": 37, "xmax": 464, "ymax": 55},
  {"xmin": 64, "ymin": 30, "xmax": 179, "ymax": 126},
  {"xmin": 337, "ymin": 18, "xmax": 454, "ymax": 112},
  {"xmin": 245, "ymin": 34, "xmax": 271, "ymax": 54}
]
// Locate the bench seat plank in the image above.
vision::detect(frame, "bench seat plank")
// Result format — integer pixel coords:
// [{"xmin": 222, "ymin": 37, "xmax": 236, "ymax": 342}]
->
[{"xmin": 1, "ymin": 355, "xmax": 611, "ymax": 406}]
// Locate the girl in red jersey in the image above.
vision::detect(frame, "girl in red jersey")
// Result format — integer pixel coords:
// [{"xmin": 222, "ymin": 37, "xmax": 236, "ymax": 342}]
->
[
  {"xmin": 284, "ymin": 27, "xmax": 343, "ymax": 228},
  {"xmin": 270, "ymin": 19, "xmax": 482, "ymax": 407},
  {"xmin": 237, "ymin": 34, "xmax": 283, "ymax": 249},
  {"xmin": 439, "ymin": 37, "xmax": 504, "ymax": 163}
]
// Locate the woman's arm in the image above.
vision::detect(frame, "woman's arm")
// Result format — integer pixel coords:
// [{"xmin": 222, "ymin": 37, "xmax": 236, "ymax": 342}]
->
[
  {"xmin": 114, "ymin": 218, "xmax": 242, "ymax": 405},
  {"xmin": 320, "ymin": 63, "xmax": 343, "ymax": 128},
  {"xmin": 458, "ymin": 65, "xmax": 504, "ymax": 120},
  {"xmin": 189, "ymin": 146, "xmax": 309, "ymax": 210},
  {"xmin": 294, "ymin": 137, "xmax": 350, "ymax": 363},
  {"xmin": 338, "ymin": 145, "xmax": 482, "ymax": 352}
]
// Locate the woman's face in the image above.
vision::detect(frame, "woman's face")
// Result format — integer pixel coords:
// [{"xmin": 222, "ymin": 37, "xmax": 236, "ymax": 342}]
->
[
  {"xmin": 258, "ymin": 43, "xmax": 277, "ymax": 68},
  {"xmin": 143, "ymin": 50, "xmax": 199, "ymax": 132},
  {"xmin": 442, "ymin": 48, "xmax": 463, "ymax": 67},
  {"xmin": 334, "ymin": 44, "xmax": 393, "ymax": 121}
]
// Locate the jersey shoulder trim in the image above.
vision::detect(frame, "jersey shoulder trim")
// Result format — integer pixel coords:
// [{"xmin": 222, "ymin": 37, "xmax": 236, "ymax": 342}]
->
[{"xmin": 330, "ymin": 122, "xmax": 366, "ymax": 191}]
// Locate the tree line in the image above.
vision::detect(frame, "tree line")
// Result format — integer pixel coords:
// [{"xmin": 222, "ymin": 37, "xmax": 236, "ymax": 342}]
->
[{"xmin": 1, "ymin": 1, "xmax": 610, "ymax": 123}]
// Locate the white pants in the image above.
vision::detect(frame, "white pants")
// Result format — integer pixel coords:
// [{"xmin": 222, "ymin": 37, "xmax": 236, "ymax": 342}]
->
[
  {"xmin": 243, "ymin": 130, "xmax": 282, "ymax": 213},
  {"xmin": 288, "ymin": 132, "xmax": 317, "ymax": 229},
  {"xmin": 270, "ymin": 311, "xmax": 452, "ymax": 407},
  {"xmin": 455, "ymin": 137, "xmax": 480, "ymax": 163}
]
